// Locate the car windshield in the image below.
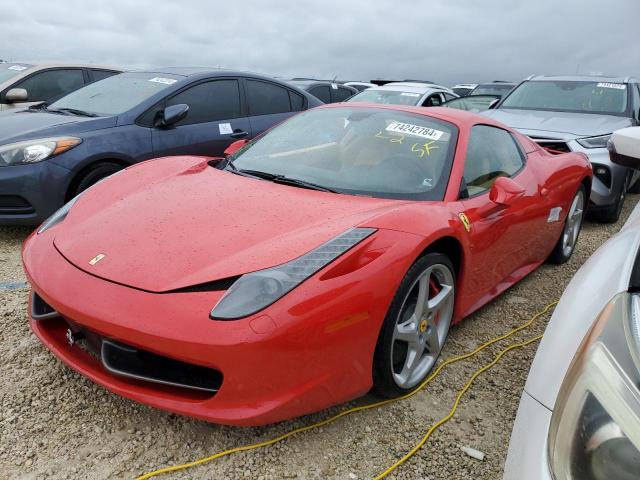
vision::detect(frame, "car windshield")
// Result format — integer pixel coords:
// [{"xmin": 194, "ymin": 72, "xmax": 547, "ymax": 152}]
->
[
  {"xmin": 443, "ymin": 95, "xmax": 500, "ymax": 113},
  {"xmin": 48, "ymin": 72, "xmax": 182, "ymax": 116},
  {"xmin": 229, "ymin": 107, "xmax": 458, "ymax": 200},
  {"xmin": 501, "ymin": 80, "xmax": 629, "ymax": 115},
  {"xmin": 348, "ymin": 89, "xmax": 422, "ymax": 106},
  {"xmin": 0, "ymin": 63, "xmax": 32, "ymax": 83},
  {"xmin": 471, "ymin": 84, "xmax": 514, "ymax": 96}
]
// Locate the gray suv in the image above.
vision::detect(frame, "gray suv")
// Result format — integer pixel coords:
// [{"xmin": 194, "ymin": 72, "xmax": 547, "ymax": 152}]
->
[{"xmin": 482, "ymin": 75, "xmax": 640, "ymax": 222}]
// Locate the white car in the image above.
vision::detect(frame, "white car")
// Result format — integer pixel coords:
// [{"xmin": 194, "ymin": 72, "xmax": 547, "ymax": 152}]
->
[
  {"xmin": 503, "ymin": 127, "xmax": 640, "ymax": 479},
  {"xmin": 347, "ymin": 82, "xmax": 458, "ymax": 107}
]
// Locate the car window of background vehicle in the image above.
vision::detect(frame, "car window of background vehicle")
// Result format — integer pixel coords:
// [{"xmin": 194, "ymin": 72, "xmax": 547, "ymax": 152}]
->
[
  {"xmin": 246, "ymin": 80, "xmax": 293, "ymax": 116},
  {"xmin": 49, "ymin": 72, "xmax": 181, "ymax": 116},
  {"xmin": 14, "ymin": 69, "xmax": 84, "ymax": 102},
  {"xmin": 167, "ymin": 79, "xmax": 242, "ymax": 125},
  {"xmin": 308, "ymin": 85, "xmax": 331, "ymax": 103},
  {"xmin": 463, "ymin": 125, "xmax": 524, "ymax": 196},
  {"xmin": 501, "ymin": 81, "xmax": 629, "ymax": 115}
]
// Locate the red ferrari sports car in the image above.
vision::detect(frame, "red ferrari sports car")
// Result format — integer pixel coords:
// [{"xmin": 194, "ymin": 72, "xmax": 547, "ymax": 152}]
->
[{"xmin": 23, "ymin": 104, "xmax": 591, "ymax": 426}]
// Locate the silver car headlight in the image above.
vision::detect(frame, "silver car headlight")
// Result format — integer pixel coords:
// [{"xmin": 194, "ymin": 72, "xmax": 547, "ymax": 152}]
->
[
  {"xmin": 210, "ymin": 228, "xmax": 376, "ymax": 319},
  {"xmin": 576, "ymin": 134, "xmax": 612, "ymax": 149},
  {"xmin": 548, "ymin": 292, "xmax": 640, "ymax": 480},
  {"xmin": 0, "ymin": 137, "xmax": 81, "ymax": 166}
]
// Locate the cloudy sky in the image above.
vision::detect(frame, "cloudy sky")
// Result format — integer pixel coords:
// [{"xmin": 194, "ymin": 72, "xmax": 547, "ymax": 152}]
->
[{"xmin": 2, "ymin": 0, "xmax": 639, "ymax": 86}]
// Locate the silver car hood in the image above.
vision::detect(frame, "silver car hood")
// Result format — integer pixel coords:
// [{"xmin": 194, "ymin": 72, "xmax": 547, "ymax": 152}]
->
[
  {"xmin": 482, "ymin": 108, "xmax": 633, "ymax": 139},
  {"xmin": 523, "ymin": 203, "xmax": 640, "ymax": 410}
]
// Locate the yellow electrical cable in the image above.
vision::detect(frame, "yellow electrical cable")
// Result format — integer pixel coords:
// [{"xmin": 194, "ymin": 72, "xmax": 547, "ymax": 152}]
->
[{"xmin": 136, "ymin": 301, "xmax": 557, "ymax": 480}]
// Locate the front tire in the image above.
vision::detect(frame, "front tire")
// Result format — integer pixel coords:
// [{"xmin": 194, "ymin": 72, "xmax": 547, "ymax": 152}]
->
[
  {"xmin": 373, "ymin": 253, "xmax": 455, "ymax": 398},
  {"xmin": 72, "ymin": 162, "xmax": 124, "ymax": 197},
  {"xmin": 592, "ymin": 172, "xmax": 629, "ymax": 224},
  {"xmin": 548, "ymin": 185, "xmax": 585, "ymax": 264}
]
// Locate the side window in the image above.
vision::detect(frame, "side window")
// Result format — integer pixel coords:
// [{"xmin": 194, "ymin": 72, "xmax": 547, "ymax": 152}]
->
[
  {"xmin": 463, "ymin": 125, "xmax": 525, "ymax": 196},
  {"xmin": 90, "ymin": 69, "xmax": 118, "ymax": 82},
  {"xmin": 289, "ymin": 91, "xmax": 305, "ymax": 111},
  {"xmin": 332, "ymin": 87, "xmax": 354, "ymax": 102},
  {"xmin": 14, "ymin": 69, "xmax": 84, "ymax": 102},
  {"xmin": 631, "ymin": 84, "xmax": 640, "ymax": 120},
  {"xmin": 308, "ymin": 86, "xmax": 331, "ymax": 103},
  {"xmin": 443, "ymin": 92, "xmax": 457, "ymax": 102},
  {"xmin": 245, "ymin": 80, "xmax": 291, "ymax": 116},
  {"xmin": 423, "ymin": 93, "xmax": 443, "ymax": 107},
  {"xmin": 166, "ymin": 79, "xmax": 241, "ymax": 126}
]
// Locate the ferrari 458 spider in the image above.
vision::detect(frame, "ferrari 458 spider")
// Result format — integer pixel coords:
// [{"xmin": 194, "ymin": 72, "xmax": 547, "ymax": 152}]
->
[{"xmin": 23, "ymin": 104, "xmax": 592, "ymax": 426}]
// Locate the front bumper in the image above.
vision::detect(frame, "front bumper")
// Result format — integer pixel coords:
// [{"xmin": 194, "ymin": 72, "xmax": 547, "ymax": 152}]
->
[
  {"xmin": 22, "ymin": 228, "xmax": 408, "ymax": 425},
  {"xmin": 503, "ymin": 391, "xmax": 553, "ymax": 480},
  {"xmin": 566, "ymin": 144, "xmax": 628, "ymax": 209},
  {"xmin": 0, "ymin": 161, "xmax": 70, "ymax": 225}
]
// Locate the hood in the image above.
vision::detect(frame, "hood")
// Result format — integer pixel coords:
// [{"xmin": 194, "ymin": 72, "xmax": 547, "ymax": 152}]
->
[
  {"xmin": 0, "ymin": 110, "xmax": 115, "ymax": 144},
  {"xmin": 54, "ymin": 157, "xmax": 407, "ymax": 292},
  {"xmin": 482, "ymin": 108, "xmax": 633, "ymax": 139}
]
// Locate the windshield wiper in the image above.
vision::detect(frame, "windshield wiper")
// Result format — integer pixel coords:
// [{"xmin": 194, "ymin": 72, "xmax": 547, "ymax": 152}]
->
[
  {"xmin": 49, "ymin": 108, "xmax": 98, "ymax": 117},
  {"xmin": 225, "ymin": 166, "xmax": 337, "ymax": 193}
]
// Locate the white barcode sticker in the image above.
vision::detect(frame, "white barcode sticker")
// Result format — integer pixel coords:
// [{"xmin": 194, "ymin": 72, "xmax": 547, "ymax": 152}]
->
[
  {"xmin": 8, "ymin": 65, "xmax": 27, "ymax": 71},
  {"xmin": 400, "ymin": 92, "xmax": 420, "ymax": 97},
  {"xmin": 597, "ymin": 82, "xmax": 626, "ymax": 90},
  {"xmin": 149, "ymin": 77, "xmax": 177, "ymax": 85},
  {"xmin": 386, "ymin": 121, "xmax": 444, "ymax": 140}
]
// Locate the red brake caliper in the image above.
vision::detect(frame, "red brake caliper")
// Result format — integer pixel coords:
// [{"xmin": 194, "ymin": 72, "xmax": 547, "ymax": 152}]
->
[{"xmin": 429, "ymin": 276, "xmax": 441, "ymax": 326}]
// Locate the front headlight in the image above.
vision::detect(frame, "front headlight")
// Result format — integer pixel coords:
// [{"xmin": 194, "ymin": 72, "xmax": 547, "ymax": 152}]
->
[
  {"xmin": 548, "ymin": 292, "xmax": 640, "ymax": 480},
  {"xmin": 0, "ymin": 137, "xmax": 81, "ymax": 166},
  {"xmin": 576, "ymin": 134, "xmax": 612, "ymax": 149},
  {"xmin": 210, "ymin": 228, "xmax": 376, "ymax": 319}
]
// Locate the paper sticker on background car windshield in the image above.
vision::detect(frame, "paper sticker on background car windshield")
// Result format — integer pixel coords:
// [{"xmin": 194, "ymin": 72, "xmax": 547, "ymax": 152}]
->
[
  {"xmin": 547, "ymin": 206, "xmax": 562, "ymax": 223},
  {"xmin": 597, "ymin": 82, "xmax": 626, "ymax": 90},
  {"xmin": 458, "ymin": 212, "xmax": 471, "ymax": 232},
  {"xmin": 331, "ymin": 83, "xmax": 338, "ymax": 90},
  {"xmin": 8, "ymin": 65, "xmax": 27, "ymax": 71},
  {"xmin": 386, "ymin": 121, "xmax": 444, "ymax": 141},
  {"xmin": 400, "ymin": 92, "xmax": 420, "ymax": 97},
  {"xmin": 149, "ymin": 77, "xmax": 177, "ymax": 85},
  {"xmin": 218, "ymin": 123, "xmax": 233, "ymax": 135}
]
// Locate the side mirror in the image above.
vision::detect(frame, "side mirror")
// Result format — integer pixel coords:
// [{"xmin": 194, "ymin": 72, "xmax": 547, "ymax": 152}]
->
[
  {"xmin": 155, "ymin": 104, "xmax": 189, "ymax": 128},
  {"xmin": 224, "ymin": 139, "xmax": 248, "ymax": 156},
  {"xmin": 608, "ymin": 127, "xmax": 640, "ymax": 169},
  {"xmin": 489, "ymin": 176, "xmax": 526, "ymax": 206},
  {"xmin": 5, "ymin": 88, "xmax": 28, "ymax": 103}
]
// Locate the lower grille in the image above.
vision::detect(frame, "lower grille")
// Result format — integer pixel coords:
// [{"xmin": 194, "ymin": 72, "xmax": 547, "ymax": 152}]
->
[
  {"xmin": 31, "ymin": 292, "xmax": 222, "ymax": 395},
  {"xmin": 0, "ymin": 195, "xmax": 34, "ymax": 214}
]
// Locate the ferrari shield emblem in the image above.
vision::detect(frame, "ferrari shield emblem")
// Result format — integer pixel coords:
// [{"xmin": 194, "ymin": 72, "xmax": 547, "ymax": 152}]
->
[
  {"xmin": 458, "ymin": 213, "xmax": 472, "ymax": 232},
  {"xmin": 89, "ymin": 253, "xmax": 106, "ymax": 266}
]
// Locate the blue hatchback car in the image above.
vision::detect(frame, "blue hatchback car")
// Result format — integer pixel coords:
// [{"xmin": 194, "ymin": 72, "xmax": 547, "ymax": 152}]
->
[{"xmin": 0, "ymin": 67, "xmax": 323, "ymax": 225}]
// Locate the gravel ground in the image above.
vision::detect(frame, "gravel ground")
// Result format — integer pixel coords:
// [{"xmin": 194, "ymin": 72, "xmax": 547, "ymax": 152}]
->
[{"xmin": 1, "ymin": 196, "xmax": 638, "ymax": 480}]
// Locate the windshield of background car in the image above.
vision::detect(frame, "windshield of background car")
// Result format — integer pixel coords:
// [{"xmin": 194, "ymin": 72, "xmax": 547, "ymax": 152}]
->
[
  {"xmin": 229, "ymin": 107, "xmax": 458, "ymax": 200},
  {"xmin": 48, "ymin": 72, "xmax": 182, "ymax": 116},
  {"xmin": 0, "ymin": 63, "xmax": 33, "ymax": 84},
  {"xmin": 501, "ymin": 80, "xmax": 629, "ymax": 115},
  {"xmin": 348, "ymin": 89, "xmax": 422, "ymax": 106},
  {"xmin": 471, "ymin": 84, "xmax": 514, "ymax": 96}
]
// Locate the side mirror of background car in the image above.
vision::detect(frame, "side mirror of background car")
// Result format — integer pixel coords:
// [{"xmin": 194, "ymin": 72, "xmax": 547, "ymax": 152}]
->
[
  {"xmin": 224, "ymin": 139, "xmax": 248, "ymax": 156},
  {"xmin": 155, "ymin": 104, "xmax": 189, "ymax": 128},
  {"xmin": 489, "ymin": 176, "xmax": 526, "ymax": 206},
  {"xmin": 5, "ymin": 88, "xmax": 28, "ymax": 103},
  {"xmin": 608, "ymin": 127, "xmax": 640, "ymax": 169}
]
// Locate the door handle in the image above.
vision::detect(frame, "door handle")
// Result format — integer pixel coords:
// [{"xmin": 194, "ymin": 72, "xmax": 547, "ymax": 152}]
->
[{"xmin": 231, "ymin": 130, "xmax": 248, "ymax": 139}]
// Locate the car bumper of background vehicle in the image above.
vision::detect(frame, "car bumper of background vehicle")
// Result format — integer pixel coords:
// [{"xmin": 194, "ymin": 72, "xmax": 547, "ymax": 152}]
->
[
  {"xmin": 571, "ymin": 145, "xmax": 627, "ymax": 208},
  {"xmin": 503, "ymin": 391, "xmax": 553, "ymax": 480},
  {"xmin": 22, "ymin": 229, "xmax": 406, "ymax": 425},
  {"xmin": 0, "ymin": 161, "xmax": 70, "ymax": 225}
]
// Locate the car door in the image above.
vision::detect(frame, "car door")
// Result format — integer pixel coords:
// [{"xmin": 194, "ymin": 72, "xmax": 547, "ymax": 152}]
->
[
  {"xmin": 3, "ymin": 68, "xmax": 85, "ymax": 109},
  {"xmin": 150, "ymin": 78, "xmax": 250, "ymax": 157},
  {"xmin": 455, "ymin": 124, "xmax": 548, "ymax": 305},
  {"xmin": 243, "ymin": 78, "xmax": 303, "ymax": 137}
]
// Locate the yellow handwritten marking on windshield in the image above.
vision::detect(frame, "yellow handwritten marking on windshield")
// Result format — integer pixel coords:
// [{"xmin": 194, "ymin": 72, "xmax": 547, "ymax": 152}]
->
[
  {"xmin": 411, "ymin": 141, "xmax": 440, "ymax": 158},
  {"xmin": 375, "ymin": 131, "xmax": 405, "ymax": 144}
]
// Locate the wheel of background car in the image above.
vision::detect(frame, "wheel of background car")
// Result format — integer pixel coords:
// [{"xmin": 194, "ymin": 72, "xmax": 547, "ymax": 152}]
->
[
  {"xmin": 592, "ymin": 173, "xmax": 628, "ymax": 223},
  {"xmin": 73, "ymin": 162, "xmax": 124, "ymax": 196},
  {"xmin": 373, "ymin": 253, "xmax": 455, "ymax": 397},
  {"xmin": 548, "ymin": 185, "xmax": 586, "ymax": 264}
]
